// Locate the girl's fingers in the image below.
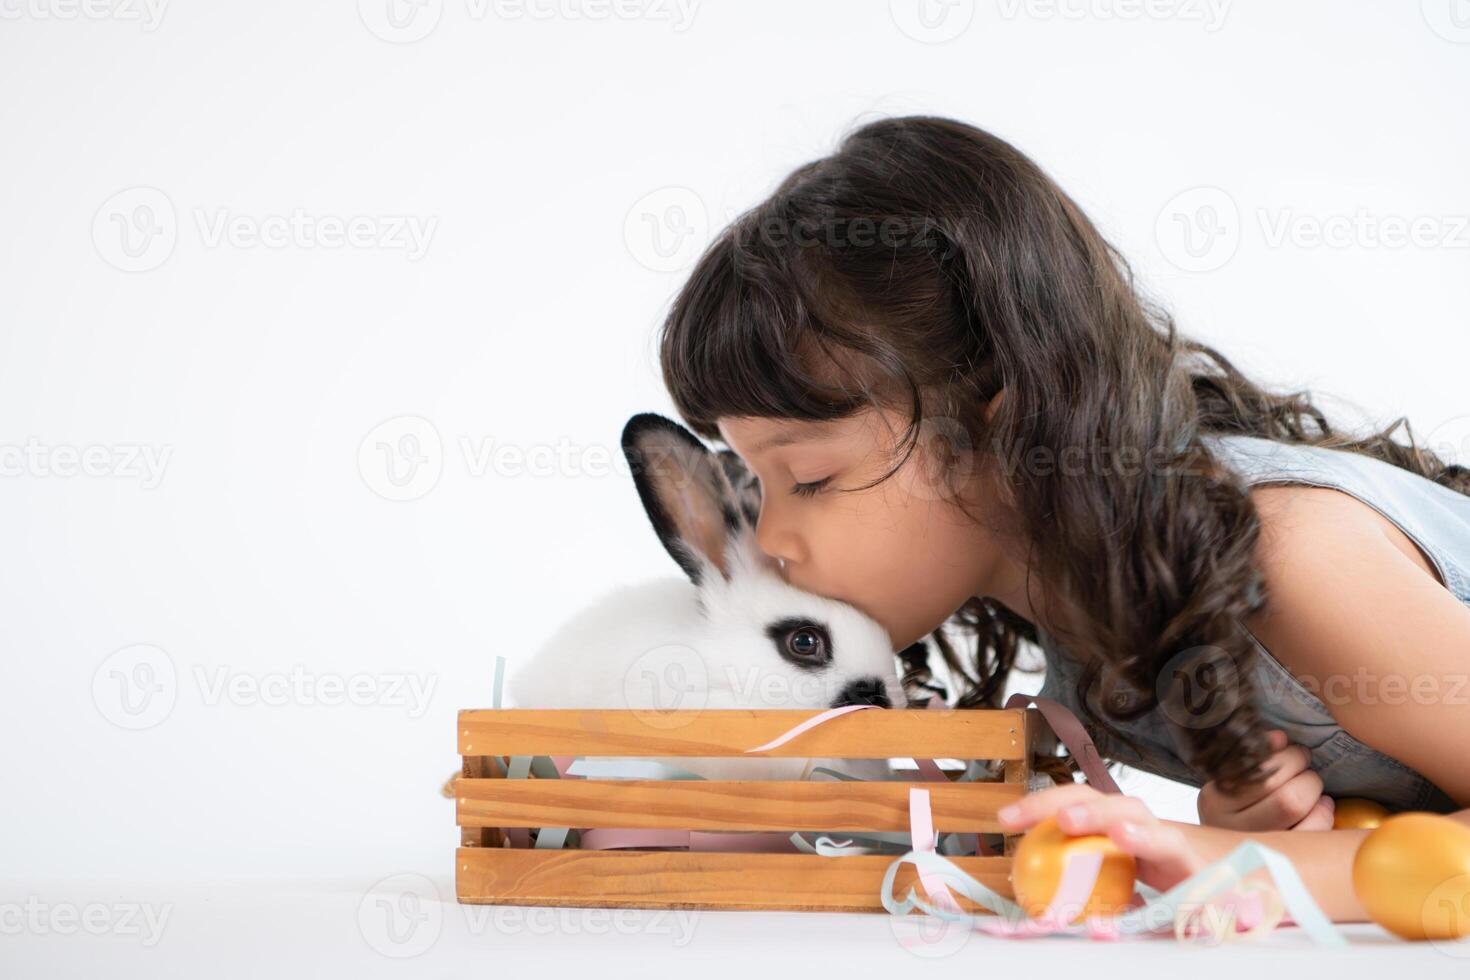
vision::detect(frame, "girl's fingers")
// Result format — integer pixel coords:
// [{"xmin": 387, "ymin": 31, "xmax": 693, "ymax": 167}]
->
[
  {"xmin": 1237, "ymin": 767, "xmax": 1325, "ymax": 828},
  {"xmin": 1045, "ymin": 793, "xmax": 1203, "ymax": 885},
  {"xmin": 998, "ymin": 784, "xmax": 1206, "ymax": 891},
  {"xmin": 1288, "ymin": 790, "xmax": 1336, "ymax": 831},
  {"xmin": 1103, "ymin": 819, "xmax": 1204, "ymax": 884},
  {"xmin": 1052, "ymin": 794, "xmax": 1154, "ymax": 837},
  {"xmin": 1197, "ymin": 738, "xmax": 1313, "ymax": 823},
  {"xmin": 1254, "ymin": 743, "xmax": 1314, "ymax": 795},
  {"xmin": 995, "ymin": 782, "xmax": 1102, "ymax": 830}
]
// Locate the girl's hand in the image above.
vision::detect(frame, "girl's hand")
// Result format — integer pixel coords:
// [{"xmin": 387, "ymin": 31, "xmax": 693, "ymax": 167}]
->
[
  {"xmin": 996, "ymin": 782, "xmax": 1205, "ymax": 895},
  {"xmin": 1196, "ymin": 729, "xmax": 1335, "ymax": 831}
]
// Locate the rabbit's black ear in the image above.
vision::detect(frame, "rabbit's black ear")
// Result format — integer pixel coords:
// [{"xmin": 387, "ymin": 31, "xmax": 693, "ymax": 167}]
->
[{"xmin": 621, "ymin": 413, "xmax": 744, "ymax": 586}]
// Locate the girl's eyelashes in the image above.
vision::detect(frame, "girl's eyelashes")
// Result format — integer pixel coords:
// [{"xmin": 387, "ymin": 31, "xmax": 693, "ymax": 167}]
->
[{"xmin": 790, "ymin": 476, "xmax": 831, "ymax": 498}]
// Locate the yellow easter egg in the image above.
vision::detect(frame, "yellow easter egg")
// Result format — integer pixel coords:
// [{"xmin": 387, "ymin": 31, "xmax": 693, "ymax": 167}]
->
[
  {"xmin": 1010, "ymin": 815, "xmax": 1137, "ymax": 923},
  {"xmin": 1333, "ymin": 797, "xmax": 1391, "ymax": 830},
  {"xmin": 1352, "ymin": 812, "xmax": 1470, "ymax": 941}
]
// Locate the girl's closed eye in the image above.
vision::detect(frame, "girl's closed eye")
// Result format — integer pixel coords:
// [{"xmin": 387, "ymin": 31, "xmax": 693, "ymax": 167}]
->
[{"xmin": 790, "ymin": 476, "xmax": 831, "ymax": 497}]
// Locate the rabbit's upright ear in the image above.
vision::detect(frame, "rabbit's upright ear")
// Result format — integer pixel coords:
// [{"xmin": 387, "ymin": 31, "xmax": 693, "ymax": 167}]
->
[
  {"xmin": 717, "ymin": 448, "xmax": 762, "ymax": 529},
  {"xmin": 622, "ymin": 413, "xmax": 747, "ymax": 585}
]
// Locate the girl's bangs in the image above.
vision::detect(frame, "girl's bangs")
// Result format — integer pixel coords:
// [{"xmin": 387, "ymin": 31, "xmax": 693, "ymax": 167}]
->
[{"xmin": 659, "ymin": 225, "xmax": 891, "ymax": 444}]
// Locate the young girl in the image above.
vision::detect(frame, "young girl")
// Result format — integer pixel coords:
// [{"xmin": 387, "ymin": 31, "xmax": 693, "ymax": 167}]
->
[{"xmin": 654, "ymin": 115, "xmax": 1470, "ymax": 922}]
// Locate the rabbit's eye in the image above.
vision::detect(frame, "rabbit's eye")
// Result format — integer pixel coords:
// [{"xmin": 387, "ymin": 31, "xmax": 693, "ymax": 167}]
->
[
  {"xmin": 785, "ymin": 627, "xmax": 827, "ymax": 662},
  {"xmin": 765, "ymin": 617, "xmax": 833, "ymax": 668}
]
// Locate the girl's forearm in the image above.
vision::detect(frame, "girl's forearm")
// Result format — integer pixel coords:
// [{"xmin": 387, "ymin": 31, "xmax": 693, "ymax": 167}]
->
[
  {"xmin": 1166, "ymin": 810, "xmax": 1470, "ymax": 924},
  {"xmin": 1165, "ymin": 819, "xmax": 1374, "ymax": 922}
]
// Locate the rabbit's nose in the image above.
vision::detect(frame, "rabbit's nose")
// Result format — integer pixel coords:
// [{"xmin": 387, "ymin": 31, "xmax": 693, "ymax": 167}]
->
[{"xmin": 831, "ymin": 676, "xmax": 891, "ymax": 709}]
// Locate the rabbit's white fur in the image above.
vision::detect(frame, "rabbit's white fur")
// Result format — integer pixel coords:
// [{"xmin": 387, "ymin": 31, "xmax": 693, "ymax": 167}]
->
[
  {"xmin": 507, "ymin": 413, "xmax": 907, "ymax": 782},
  {"xmin": 508, "ymin": 532, "xmax": 904, "ymax": 780}
]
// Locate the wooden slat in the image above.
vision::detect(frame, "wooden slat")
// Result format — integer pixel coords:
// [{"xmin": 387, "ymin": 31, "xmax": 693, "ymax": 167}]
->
[
  {"xmin": 459, "ymin": 756, "xmax": 504, "ymax": 848},
  {"xmin": 456, "ymin": 846, "xmax": 1014, "ymax": 913},
  {"xmin": 1002, "ymin": 708, "xmax": 1045, "ymax": 856},
  {"xmin": 459, "ymin": 707, "xmax": 1026, "ymax": 759},
  {"xmin": 457, "ymin": 777, "xmax": 1022, "ymax": 833}
]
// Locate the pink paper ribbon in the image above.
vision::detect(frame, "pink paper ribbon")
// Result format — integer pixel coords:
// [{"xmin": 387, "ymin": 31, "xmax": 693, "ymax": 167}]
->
[{"xmin": 508, "ymin": 696, "xmax": 1083, "ymax": 860}]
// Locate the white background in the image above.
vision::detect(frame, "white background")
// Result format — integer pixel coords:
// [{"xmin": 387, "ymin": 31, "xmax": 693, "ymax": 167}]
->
[{"xmin": 2, "ymin": 0, "xmax": 1468, "ymax": 973}]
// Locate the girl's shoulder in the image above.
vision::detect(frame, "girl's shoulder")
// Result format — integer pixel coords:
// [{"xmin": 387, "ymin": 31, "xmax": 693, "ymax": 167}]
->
[
  {"xmin": 1203, "ymin": 431, "xmax": 1470, "ymax": 599},
  {"xmin": 1249, "ymin": 482, "xmax": 1444, "ymax": 587}
]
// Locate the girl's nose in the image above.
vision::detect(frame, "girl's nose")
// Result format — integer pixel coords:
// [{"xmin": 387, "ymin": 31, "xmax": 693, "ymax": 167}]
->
[{"xmin": 755, "ymin": 509, "xmax": 806, "ymax": 570}]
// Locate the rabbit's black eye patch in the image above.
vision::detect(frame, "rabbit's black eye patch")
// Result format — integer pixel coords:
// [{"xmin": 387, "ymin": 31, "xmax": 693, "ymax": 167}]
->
[{"xmin": 765, "ymin": 617, "xmax": 832, "ymax": 669}]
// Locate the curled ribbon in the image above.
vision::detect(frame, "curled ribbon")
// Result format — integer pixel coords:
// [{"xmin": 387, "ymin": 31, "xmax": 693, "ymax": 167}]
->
[{"xmin": 881, "ymin": 785, "xmax": 1345, "ymax": 946}]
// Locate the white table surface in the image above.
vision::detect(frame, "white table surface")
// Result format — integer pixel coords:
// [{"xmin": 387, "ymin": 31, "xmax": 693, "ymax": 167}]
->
[{"xmin": 4, "ymin": 869, "xmax": 1467, "ymax": 979}]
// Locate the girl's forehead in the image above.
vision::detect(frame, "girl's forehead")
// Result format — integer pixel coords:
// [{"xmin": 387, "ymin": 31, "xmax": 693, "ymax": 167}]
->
[
  {"xmin": 718, "ymin": 410, "xmax": 902, "ymax": 458},
  {"xmin": 718, "ymin": 416, "xmax": 839, "ymax": 454}
]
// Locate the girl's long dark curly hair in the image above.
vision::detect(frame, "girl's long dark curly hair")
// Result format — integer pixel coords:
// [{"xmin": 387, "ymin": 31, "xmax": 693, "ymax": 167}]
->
[{"xmin": 655, "ymin": 114, "xmax": 1469, "ymax": 793}]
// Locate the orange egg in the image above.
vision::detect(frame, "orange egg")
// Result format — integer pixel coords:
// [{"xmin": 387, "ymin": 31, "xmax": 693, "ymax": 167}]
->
[
  {"xmin": 1333, "ymin": 797, "xmax": 1391, "ymax": 830},
  {"xmin": 1009, "ymin": 815, "xmax": 1137, "ymax": 923},
  {"xmin": 1352, "ymin": 812, "xmax": 1470, "ymax": 941}
]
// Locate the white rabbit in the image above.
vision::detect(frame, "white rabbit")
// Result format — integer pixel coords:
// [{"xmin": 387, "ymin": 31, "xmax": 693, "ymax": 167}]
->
[{"xmin": 507, "ymin": 412, "xmax": 908, "ymax": 782}]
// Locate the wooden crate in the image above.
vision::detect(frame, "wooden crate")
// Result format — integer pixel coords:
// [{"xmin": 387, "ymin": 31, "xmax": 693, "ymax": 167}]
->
[{"xmin": 453, "ymin": 706, "xmax": 1054, "ymax": 913}]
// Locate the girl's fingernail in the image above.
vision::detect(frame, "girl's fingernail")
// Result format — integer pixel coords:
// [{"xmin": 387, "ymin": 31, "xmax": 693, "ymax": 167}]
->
[
  {"xmin": 997, "ymin": 804, "xmax": 1021, "ymax": 823},
  {"xmin": 1062, "ymin": 804, "xmax": 1091, "ymax": 826},
  {"xmin": 1118, "ymin": 821, "xmax": 1144, "ymax": 842}
]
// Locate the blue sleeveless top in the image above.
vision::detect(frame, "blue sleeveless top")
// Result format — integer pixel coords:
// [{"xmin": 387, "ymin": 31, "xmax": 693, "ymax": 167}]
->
[{"xmin": 1036, "ymin": 432, "xmax": 1468, "ymax": 813}]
